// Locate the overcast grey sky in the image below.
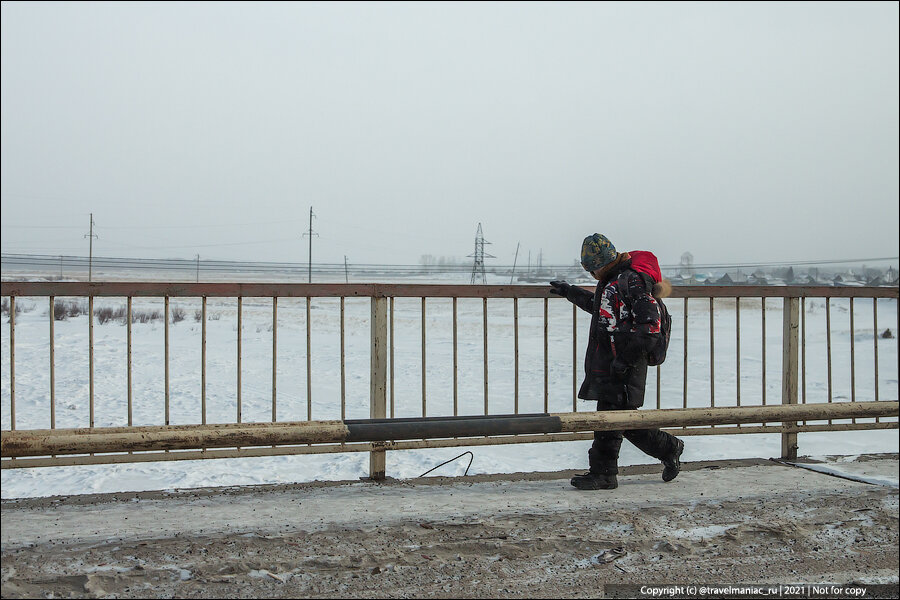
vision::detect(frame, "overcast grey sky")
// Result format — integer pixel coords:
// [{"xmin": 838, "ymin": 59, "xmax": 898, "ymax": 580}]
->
[{"xmin": 2, "ymin": 1, "xmax": 898, "ymax": 268}]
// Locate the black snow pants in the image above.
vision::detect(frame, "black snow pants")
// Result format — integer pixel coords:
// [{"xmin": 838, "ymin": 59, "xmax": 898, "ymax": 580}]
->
[{"xmin": 589, "ymin": 400, "xmax": 681, "ymax": 475}]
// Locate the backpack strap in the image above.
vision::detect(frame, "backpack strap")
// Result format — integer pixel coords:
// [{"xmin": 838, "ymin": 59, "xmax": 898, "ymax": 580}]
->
[{"xmin": 615, "ymin": 269, "xmax": 653, "ymax": 308}]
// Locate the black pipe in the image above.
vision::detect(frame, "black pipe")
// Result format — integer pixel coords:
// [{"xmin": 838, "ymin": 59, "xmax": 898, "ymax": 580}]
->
[{"xmin": 345, "ymin": 413, "xmax": 563, "ymax": 442}]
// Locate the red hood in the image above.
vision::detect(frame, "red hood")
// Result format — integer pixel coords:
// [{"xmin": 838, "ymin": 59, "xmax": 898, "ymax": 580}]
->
[{"xmin": 629, "ymin": 251, "xmax": 662, "ymax": 283}]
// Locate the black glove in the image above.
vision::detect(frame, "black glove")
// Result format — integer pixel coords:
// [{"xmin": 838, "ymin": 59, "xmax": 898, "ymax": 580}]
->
[
  {"xmin": 611, "ymin": 356, "xmax": 631, "ymax": 380},
  {"xmin": 549, "ymin": 280, "xmax": 571, "ymax": 297}
]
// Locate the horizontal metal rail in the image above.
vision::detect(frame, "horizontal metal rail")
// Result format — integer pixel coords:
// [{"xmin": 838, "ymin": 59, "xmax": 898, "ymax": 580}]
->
[
  {"xmin": 3, "ymin": 401, "xmax": 896, "ymax": 459},
  {"xmin": 4, "ymin": 423, "xmax": 897, "ymax": 469}
]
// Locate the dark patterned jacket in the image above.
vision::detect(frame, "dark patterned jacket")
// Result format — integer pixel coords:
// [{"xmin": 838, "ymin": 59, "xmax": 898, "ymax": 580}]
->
[{"xmin": 563, "ymin": 251, "xmax": 664, "ymax": 408}]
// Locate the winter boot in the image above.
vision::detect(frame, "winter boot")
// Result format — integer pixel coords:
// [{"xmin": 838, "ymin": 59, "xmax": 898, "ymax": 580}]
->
[
  {"xmin": 661, "ymin": 438, "xmax": 684, "ymax": 482},
  {"xmin": 570, "ymin": 471, "xmax": 618, "ymax": 490}
]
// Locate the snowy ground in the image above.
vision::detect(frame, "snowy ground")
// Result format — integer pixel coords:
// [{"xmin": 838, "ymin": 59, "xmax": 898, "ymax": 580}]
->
[
  {"xmin": 1, "ymin": 455, "xmax": 897, "ymax": 598},
  {"xmin": 2, "ymin": 273, "xmax": 897, "ymax": 498}
]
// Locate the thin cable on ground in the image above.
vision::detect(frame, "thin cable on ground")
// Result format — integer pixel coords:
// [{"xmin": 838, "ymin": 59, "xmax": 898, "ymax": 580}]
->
[
  {"xmin": 771, "ymin": 458, "xmax": 899, "ymax": 488},
  {"xmin": 419, "ymin": 451, "xmax": 474, "ymax": 478}
]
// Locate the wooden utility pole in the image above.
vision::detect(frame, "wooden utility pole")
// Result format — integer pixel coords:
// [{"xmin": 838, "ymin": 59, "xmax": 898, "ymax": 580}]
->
[
  {"xmin": 84, "ymin": 213, "xmax": 98, "ymax": 282},
  {"xmin": 302, "ymin": 207, "xmax": 318, "ymax": 283},
  {"xmin": 510, "ymin": 242, "xmax": 520, "ymax": 284}
]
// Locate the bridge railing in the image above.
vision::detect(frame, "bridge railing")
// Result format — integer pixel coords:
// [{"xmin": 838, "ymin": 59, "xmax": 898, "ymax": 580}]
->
[{"xmin": 1, "ymin": 282, "xmax": 897, "ymax": 476}]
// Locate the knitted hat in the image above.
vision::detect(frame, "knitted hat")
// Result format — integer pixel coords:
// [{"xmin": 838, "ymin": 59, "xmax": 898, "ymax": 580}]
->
[{"xmin": 580, "ymin": 233, "xmax": 618, "ymax": 271}]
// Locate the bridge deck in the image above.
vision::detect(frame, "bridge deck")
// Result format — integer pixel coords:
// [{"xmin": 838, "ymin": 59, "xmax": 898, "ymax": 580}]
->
[{"xmin": 1, "ymin": 455, "xmax": 898, "ymax": 598}]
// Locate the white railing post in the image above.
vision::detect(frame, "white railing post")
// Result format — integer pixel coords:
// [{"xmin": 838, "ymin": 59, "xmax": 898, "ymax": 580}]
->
[
  {"xmin": 370, "ymin": 295, "xmax": 388, "ymax": 479},
  {"xmin": 781, "ymin": 296, "xmax": 800, "ymax": 459}
]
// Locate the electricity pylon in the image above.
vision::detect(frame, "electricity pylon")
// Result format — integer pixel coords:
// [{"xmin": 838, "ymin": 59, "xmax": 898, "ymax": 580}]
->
[{"xmin": 468, "ymin": 223, "xmax": 495, "ymax": 284}]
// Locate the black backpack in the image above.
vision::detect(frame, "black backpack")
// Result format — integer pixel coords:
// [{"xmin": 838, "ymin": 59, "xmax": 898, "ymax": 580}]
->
[
  {"xmin": 648, "ymin": 296, "xmax": 672, "ymax": 366},
  {"xmin": 616, "ymin": 271, "xmax": 672, "ymax": 367}
]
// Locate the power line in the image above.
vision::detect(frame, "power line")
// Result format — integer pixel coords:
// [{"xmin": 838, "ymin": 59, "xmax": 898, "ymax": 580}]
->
[
  {"xmin": 2, "ymin": 252, "xmax": 896, "ymax": 272},
  {"xmin": 2, "ymin": 249, "xmax": 897, "ymax": 277},
  {"xmin": 2, "ymin": 253, "xmax": 897, "ymax": 283},
  {"xmin": 683, "ymin": 257, "xmax": 899, "ymax": 270},
  {"xmin": 1, "ymin": 213, "xmax": 312, "ymax": 230},
  {"xmin": 2, "ymin": 225, "xmax": 83, "ymax": 230},
  {"xmin": 96, "ymin": 237, "xmax": 300, "ymax": 251}
]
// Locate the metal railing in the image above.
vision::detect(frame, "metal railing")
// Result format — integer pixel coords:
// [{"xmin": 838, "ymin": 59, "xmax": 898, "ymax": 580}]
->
[{"xmin": 1, "ymin": 282, "xmax": 897, "ymax": 475}]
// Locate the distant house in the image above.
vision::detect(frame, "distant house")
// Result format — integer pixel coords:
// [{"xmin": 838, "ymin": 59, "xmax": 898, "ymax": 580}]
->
[
  {"xmin": 846, "ymin": 269, "xmax": 867, "ymax": 283},
  {"xmin": 659, "ymin": 264, "xmax": 894, "ymax": 288},
  {"xmin": 772, "ymin": 266, "xmax": 795, "ymax": 283},
  {"xmin": 730, "ymin": 270, "xmax": 749, "ymax": 284},
  {"xmin": 748, "ymin": 272, "xmax": 768, "ymax": 286},
  {"xmin": 802, "ymin": 268, "xmax": 830, "ymax": 285},
  {"xmin": 833, "ymin": 274, "xmax": 863, "ymax": 287},
  {"xmin": 799, "ymin": 274, "xmax": 822, "ymax": 285}
]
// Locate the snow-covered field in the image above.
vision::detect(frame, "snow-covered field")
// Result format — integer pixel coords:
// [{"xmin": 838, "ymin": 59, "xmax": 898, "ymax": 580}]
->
[{"xmin": 2, "ymin": 274, "xmax": 897, "ymax": 498}]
